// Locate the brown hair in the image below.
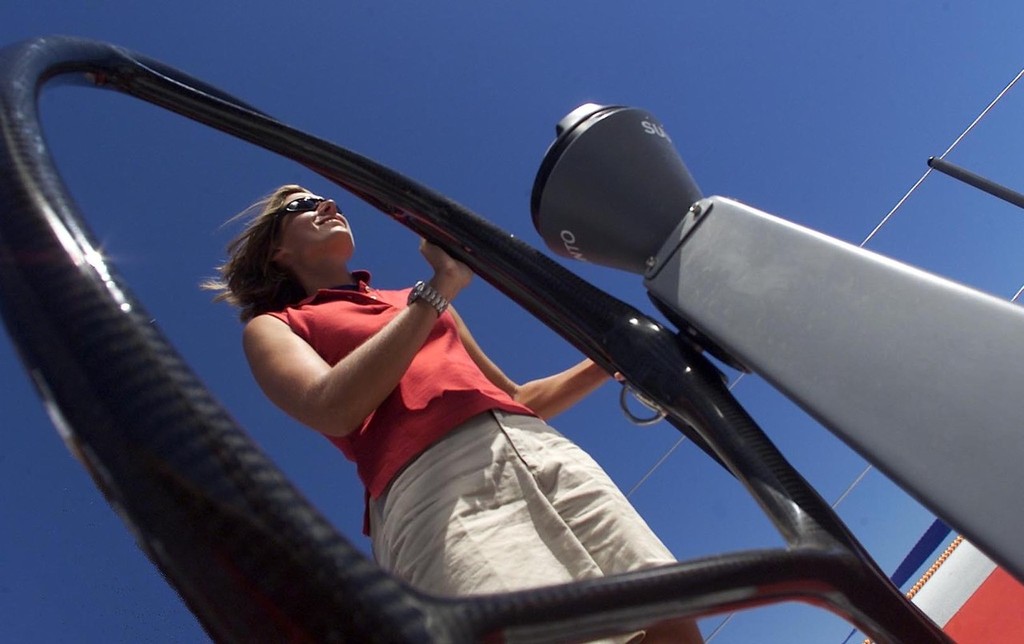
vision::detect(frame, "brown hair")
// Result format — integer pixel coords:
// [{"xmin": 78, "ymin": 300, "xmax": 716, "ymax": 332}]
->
[{"xmin": 202, "ymin": 184, "xmax": 311, "ymax": 321}]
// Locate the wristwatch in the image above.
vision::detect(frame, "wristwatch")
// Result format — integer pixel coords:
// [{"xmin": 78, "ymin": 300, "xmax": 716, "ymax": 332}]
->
[{"xmin": 407, "ymin": 280, "xmax": 449, "ymax": 316}]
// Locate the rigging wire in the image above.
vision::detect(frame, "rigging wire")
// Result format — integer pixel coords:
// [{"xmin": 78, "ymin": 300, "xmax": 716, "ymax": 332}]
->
[
  {"xmin": 862, "ymin": 67, "xmax": 1024, "ymax": 246},
  {"xmin": 622, "ymin": 66, "xmax": 1024, "ymax": 641}
]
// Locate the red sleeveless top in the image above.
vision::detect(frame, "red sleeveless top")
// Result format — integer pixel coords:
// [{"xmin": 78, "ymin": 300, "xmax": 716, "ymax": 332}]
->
[{"xmin": 267, "ymin": 271, "xmax": 534, "ymax": 528}]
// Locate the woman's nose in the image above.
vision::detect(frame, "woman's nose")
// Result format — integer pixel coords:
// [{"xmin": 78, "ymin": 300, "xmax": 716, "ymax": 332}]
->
[{"xmin": 317, "ymin": 198, "xmax": 337, "ymax": 215}]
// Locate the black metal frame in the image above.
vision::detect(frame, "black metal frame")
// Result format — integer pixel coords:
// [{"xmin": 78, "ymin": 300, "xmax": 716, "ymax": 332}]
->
[{"xmin": 0, "ymin": 36, "xmax": 948, "ymax": 642}]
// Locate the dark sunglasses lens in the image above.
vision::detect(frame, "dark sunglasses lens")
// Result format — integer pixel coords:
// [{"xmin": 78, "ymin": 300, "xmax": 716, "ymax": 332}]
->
[{"xmin": 285, "ymin": 197, "xmax": 323, "ymax": 212}]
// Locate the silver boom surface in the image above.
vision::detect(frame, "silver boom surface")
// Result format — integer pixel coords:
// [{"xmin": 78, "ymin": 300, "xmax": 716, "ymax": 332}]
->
[{"xmin": 646, "ymin": 196, "xmax": 1024, "ymax": 583}]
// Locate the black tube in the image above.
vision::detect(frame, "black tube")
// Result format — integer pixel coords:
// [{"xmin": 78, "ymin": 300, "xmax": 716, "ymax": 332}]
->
[{"xmin": 928, "ymin": 156, "xmax": 1024, "ymax": 211}]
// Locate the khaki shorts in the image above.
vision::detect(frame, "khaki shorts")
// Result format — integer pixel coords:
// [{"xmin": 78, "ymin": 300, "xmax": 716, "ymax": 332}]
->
[{"xmin": 369, "ymin": 410, "xmax": 676, "ymax": 643}]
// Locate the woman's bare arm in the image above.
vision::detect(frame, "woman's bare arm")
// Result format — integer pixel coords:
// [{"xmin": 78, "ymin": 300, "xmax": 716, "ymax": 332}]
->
[
  {"xmin": 244, "ymin": 242, "xmax": 472, "ymax": 437},
  {"xmin": 450, "ymin": 307, "xmax": 611, "ymax": 420},
  {"xmin": 245, "ymin": 299, "xmax": 446, "ymax": 437}
]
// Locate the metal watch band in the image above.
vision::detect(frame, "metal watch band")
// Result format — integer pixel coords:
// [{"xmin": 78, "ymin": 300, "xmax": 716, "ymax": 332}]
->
[{"xmin": 408, "ymin": 280, "xmax": 449, "ymax": 316}]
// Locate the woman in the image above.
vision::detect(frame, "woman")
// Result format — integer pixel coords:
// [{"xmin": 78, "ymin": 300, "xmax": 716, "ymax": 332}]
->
[{"xmin": 206, "ymin": 184, "xmax": 702, "ymax": 643}]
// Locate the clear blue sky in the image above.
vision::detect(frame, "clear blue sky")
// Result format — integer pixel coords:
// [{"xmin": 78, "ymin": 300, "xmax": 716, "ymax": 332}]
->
[{"xmin": 2, "ymin": 3, "xmax": 1023, "ymax": 642}]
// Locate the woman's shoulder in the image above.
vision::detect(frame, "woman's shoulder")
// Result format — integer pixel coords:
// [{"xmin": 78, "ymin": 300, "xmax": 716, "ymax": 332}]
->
[
  {"xmin": 242, "ymin": 313, "xmax": 303, "ymax": 361},
  {"xmin": 244, "ymin": 311, "xmax": 291, "ymax": 336}
]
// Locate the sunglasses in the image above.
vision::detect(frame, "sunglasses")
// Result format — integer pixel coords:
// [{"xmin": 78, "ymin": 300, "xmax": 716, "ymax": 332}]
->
[
  {"xmin": 269, "ymin": 195, "xmax": 332, "ymax": 239},
  {"xmin": 276, "ymin": 195, "xmax": 327, "ymax": 217}
]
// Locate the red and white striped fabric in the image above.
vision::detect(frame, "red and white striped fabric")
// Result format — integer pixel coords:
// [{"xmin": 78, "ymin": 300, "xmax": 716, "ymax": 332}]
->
[{"xmin": 911, "ymin": 538, "xmax": 1024, "ymax": 642}]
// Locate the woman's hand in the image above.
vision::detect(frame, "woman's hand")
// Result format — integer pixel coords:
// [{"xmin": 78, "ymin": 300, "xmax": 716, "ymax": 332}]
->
[{"xmin": 420, "ymin": 239, "xmax": 472, "ymax": 300}]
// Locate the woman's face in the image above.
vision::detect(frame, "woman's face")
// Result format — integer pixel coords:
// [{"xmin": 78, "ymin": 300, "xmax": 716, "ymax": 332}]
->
[{"xmin": 273, "ymin": 192, "xmax": 355, "ymax": 266}]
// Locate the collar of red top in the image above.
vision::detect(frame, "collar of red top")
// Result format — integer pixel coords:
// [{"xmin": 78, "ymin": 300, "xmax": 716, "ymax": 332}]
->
[
  {"xmin": 296, "ymin": 269, "xmax": 373, "ymax": 306},
  {"xmin": 332, "ymin": 269, "xmax": 372, "ymax": 291}
]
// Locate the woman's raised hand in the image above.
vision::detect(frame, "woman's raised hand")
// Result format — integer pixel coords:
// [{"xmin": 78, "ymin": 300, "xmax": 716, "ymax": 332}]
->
[{"xmin": 419, "ymin": 239, "xmax": 473, "ymax": 299}]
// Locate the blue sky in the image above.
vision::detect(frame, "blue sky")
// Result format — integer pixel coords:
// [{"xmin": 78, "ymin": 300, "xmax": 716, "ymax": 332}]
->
[{"xmin": 2, "ymin": 2, "xmax": 1023, "ymax": 642}]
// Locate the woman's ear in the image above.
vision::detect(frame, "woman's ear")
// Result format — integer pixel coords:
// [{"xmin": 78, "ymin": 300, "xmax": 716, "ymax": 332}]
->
[{"xmin": 270, "ymin": 246, "xmax": 288, "ymax": 267}]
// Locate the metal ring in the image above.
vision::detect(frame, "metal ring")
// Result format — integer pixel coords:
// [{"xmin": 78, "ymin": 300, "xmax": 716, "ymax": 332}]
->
[{"xmin": 619, "ymin": 384, "xmax": 667, "ymax": 426}]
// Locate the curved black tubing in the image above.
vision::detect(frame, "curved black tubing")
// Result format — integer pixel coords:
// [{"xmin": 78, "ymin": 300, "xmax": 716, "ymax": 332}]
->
[{"xmin": 0, "ymin": 36, "xmax": 949, "ymax": 643}]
